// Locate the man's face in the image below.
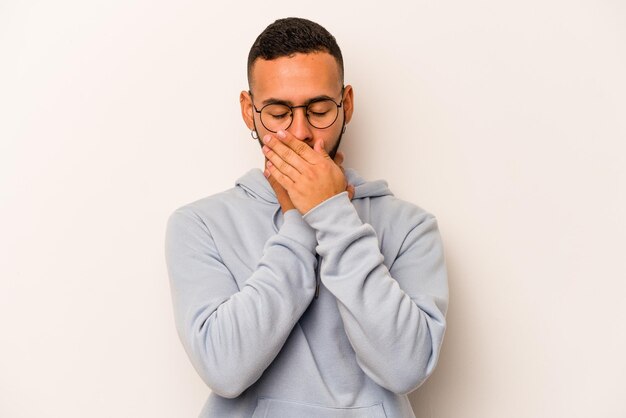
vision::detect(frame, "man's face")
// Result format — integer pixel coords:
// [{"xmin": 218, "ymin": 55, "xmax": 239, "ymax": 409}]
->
[{"xmin": 241, "ymin": 52, "xmax": 353, "ymax": 159}]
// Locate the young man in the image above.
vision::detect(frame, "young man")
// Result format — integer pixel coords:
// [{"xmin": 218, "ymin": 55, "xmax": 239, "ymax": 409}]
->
[{"xmin": 165, "ymin": 17, "xmax": 448, "ymax": 418}]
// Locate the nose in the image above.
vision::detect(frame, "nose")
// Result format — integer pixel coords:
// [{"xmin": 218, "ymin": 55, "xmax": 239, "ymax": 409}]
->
[{"xmin": 288, "ymin": 106, "xmax": 313, "ymax": 142}]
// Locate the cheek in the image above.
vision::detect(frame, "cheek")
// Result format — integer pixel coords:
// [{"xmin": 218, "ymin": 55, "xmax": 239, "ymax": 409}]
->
[
  {"xmin": 253, "ymin": 116, "xmax": 271, "ymax": 138},
  {"xmin": 316, "ymin": 126, "xmax": 341, "ymax": 145}
]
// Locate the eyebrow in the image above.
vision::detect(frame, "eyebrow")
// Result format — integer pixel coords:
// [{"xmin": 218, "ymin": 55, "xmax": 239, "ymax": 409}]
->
[{"xmin": 261, "ymin": 94, "xmax": 336, "ymax": 107}]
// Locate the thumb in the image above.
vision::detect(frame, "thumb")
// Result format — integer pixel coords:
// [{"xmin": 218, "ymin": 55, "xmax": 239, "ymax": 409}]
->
[
  {"xmin": 346, "ymin": 184, "xmax": 355, "ymax": 200},
  {"xmin": 333, "ymin": 151, "xmax": 344, "ymax": 166}
]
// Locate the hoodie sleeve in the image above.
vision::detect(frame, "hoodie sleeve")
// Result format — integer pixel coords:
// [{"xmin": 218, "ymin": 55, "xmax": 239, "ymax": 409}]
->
[
  {"xmin": 165, "ymin": 207, "xmax": 317, "ymax": 398},
  {"xmin": 303, "ymin": 192, "xmax": 449, "ymax": 395}
]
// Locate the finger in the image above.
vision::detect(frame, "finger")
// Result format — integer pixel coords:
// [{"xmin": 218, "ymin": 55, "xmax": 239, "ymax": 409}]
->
[
  {"xmin": 263, "ymin": 144, "xmax": 301, "ymax": 182},
  {"xmin": 333, "ymin": 151, "xmax": 344, "ymax": 166},
  {"xmin": 266, "ymin": 171, "xmax": 282, "ymax": 193},
  {"xmin": 333, "ymin": 151, "xmax": 345, "ymax": 174},
  {"xmin": 346, "ymin": 184, "xmax": 355, "ymax": 200},
  {"xmin": 265, "ymin": 160, "xmax": 295, "ymax": 190},
  {"xmin": 313, "ymin": 138, "xmax": 330, "ymax": 159},
  {"xmin": 275, "ymin": 130, "xmax": 323, "ymax": 164},
  {"xmin": 265, "ymin": 167, "xmax": 282, "ymax": 189},
  {"xmin": 265, "ymin": 168, "xmax": 294, "ymax": 206},
  {"xmin": 263, "ymin": 134, "xmax": 308, "ymax": 173}
]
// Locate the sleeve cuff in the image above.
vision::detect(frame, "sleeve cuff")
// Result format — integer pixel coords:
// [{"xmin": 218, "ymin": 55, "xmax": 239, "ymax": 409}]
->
[
  {"xmin": 302, "ymin": 192, "xmax": 364, "ymax": 243},
  {"xmin": 278, "ymin": 209, "xmax": 317, "ymax": 252}
]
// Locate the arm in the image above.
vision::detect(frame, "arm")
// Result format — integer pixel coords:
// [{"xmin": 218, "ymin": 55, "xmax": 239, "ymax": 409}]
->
[
  {"xmin": 260, "ymin": 129, "xmax": 448, "ymax": 392},
  {"xmin": 303, "ymin": 192, "xmax": 449, "ymax": 395},
  {"xmin": 165, "ymin": 207, "xmax": 317, "ymax": 398}
]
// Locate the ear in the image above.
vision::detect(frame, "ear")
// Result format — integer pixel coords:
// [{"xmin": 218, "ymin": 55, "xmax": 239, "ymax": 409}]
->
[
  {"xmin": 240, "ymin": 90, "xmax": 255, "ymax": 130},
  {"xmin": 342, "ymin": 84, "xmax": 354, "ymax": 124}
]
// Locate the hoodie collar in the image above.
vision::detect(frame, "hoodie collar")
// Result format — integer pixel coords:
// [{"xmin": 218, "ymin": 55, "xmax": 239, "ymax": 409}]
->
[
  {"xmin": 236, "ymin": 168, "xmax": 278, "ymax": 204},
  {"xmin": 344, "ymin": 168, "xmax": 393, "ymax": 199}
]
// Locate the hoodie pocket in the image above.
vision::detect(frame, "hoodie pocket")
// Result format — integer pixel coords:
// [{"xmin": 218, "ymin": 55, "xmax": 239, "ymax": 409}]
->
[{"xmin": 251, "ymin": 397, "xmax": 387, "ymax": 418}]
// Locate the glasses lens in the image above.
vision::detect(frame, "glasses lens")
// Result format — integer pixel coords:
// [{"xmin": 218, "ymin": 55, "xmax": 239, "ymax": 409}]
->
[
  {"xmin": 260, "ymin": 104, "xmax": 292, "ymax": 132},
  {"xmin": 307, "ymin": 100, "xmax": 339, "ymax": 129}
]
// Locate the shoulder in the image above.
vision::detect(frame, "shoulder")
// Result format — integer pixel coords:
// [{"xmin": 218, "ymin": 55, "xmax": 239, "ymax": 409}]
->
[
  {"xmin": 166, "ymin": 187, "xmax": 243, "ymax": 233},
  {"xmin": 372, "ymin": 194, "xmax": 436, "ymax": 225},
  {"xmin": 364, "ymin": 195, "xmax": 438, "ymax": 250},
  {"xmin": 347, "ymin": 167, "xmax": 437, "ymax": 228}
]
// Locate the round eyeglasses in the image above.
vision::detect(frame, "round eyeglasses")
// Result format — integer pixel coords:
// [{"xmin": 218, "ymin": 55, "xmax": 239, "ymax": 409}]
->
[{"xmin": 250, "ymin": 89, "xmax": 344, "ymax": 133}]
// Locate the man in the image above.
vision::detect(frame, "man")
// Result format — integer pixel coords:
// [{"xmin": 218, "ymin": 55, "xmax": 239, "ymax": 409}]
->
[{"xmin": 165, "ymin": 17, "xmax": 448, "ymax": 418}]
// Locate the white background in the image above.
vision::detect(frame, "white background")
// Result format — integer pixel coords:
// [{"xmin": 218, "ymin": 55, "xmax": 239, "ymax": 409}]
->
[{"xmin": 1, "ymin": 1, "xmax": 625, "ymax": 417}]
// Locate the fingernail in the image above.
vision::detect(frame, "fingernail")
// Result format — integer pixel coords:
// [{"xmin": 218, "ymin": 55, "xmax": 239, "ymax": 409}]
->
[
  {"xmin": 262, "ymin": 145, "xmax": 269, "ymax": 153},
  {"xmin": 266, "ymin": 160, "xmax": 273, "ymax": 167},
  {"xmin": 263, "ymin": 134, "xmax": 271, "ymax": 144},
  {"xmin": 277, "ymin": 130, "xmax": 286, "ymax": 139}
]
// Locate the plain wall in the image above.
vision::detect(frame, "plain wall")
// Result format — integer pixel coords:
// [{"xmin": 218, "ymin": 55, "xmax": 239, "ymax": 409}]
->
[{"xmin": 1, "ymin": 1, "xmax": 625, "ymax": 417}]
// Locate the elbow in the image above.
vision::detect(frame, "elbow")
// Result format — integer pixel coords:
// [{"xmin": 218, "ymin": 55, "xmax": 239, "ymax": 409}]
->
[
  {"xmin": 361, "ymin": 354, "xmax": 434, "ymax": 395},
  {"xmin": 181, "ymin": 313, "xmax": 261, "ymax": 399},
  {"xmin": 398, "ymin": 340, "xmax": 446, "ymax": 394},
  {"xmin": 376, "ymin": 330, "xmax": 446, "ymax": 395},
  {"xmin": 191, "ymin": 353, "xmax": 258, "ymax": 399},
  {"xmin": 207, "ymin": 378, "xmax": 250, "ymax": 399},
  {"xmin": 391, "ymin": 310, "xmax": 447, "ymax": 394},
  {"xmin": 193, "ymin": 359, "xmax": 255, "ymax": 399},
  {"xmin": 381, "ymin": 366, "xmax": 431, "ymax": 395},
  {"xmin": 181, "ymin": 331, "xmax": 254, "ymax": 399}
]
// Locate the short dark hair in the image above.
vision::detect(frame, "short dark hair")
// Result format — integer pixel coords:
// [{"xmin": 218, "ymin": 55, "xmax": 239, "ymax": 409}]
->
[{"xmin": 247, "ymin": 17, "xmax": 344, "ymax": 88}]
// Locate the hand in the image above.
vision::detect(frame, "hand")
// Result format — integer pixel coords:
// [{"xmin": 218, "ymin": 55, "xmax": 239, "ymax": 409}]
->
[
  {"xmin": 262, "ymin": 130, "xmax": 348, "ymax": 214},
  {"xmin": 265, "ymin": 158, "xmax": 296, "ymax": 213},
  {"xmin": 264, "ymin": 152, "xmax": 353, "ymax": 214}
]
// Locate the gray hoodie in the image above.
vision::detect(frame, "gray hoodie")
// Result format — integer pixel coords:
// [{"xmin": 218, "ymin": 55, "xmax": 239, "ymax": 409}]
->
[{"xmin": 165, "ymin": 167, "xmax": 448, "ymax": 418}]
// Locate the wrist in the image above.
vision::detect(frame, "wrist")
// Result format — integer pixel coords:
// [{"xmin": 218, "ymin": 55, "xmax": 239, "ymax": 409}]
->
[{"xmin": 281, "ymin": 203, "xmax": 296, "ymax": 213}]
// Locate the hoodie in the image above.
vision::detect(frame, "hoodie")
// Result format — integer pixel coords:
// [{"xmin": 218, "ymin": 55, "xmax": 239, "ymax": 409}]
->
[{"xmin": 165, "ymin": 167, "xmax": 448, "ymax": 418}]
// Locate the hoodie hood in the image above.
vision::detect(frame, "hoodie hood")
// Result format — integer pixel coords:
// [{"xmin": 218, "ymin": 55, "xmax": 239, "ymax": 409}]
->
[{"xmin": 235, "ymin": 167, "xmax": 393, "ymax": 204}]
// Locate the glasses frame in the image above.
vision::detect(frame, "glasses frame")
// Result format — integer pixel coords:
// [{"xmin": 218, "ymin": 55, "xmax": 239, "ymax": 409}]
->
[{"xmin": 249, "ymin": 87, "xmax": 345, "ymax": 133}]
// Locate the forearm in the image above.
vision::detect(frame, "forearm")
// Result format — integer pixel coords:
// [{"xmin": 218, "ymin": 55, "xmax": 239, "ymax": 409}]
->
[
  {"xmin": 303, "ymin": 193, "xmax": 448, "ymax": 394},
  {"xmin": 166, "ymin": 209, "xmax": 318, "ymax": 398}
]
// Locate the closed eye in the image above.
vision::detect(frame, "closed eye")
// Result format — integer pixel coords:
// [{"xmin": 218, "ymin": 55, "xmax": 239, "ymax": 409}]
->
[{"xmin": 269, "ymin": 113, "xmax": 290, "ymax": 119}]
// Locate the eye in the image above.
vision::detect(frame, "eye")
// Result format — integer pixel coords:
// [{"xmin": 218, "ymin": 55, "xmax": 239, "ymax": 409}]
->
[
  {"xmin": 308, "ymin": 100, "xmax": 334, "ymax": 116},
  {"xmin": 263, "ymin": 104, "xmax": 291, "ymax": 120}
]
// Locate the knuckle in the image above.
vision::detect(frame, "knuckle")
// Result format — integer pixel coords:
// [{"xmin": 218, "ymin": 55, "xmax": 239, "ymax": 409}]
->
[
  {"xmin": 303, "ymin": 166, "xmax": 316, "ymax": 180},
  {"xmin": 278, "ymin": 160, "xmax": 290, "ymax": 172},
  {"xmin": 293, "ymin": 142, "xmax": 308, "ymax": 155},
  {"xmin": 278, "ymin": 146, "xmax": 292, "ymax": 160},
  {"xmin": 285, "ymin": 147, "xmax": 296, "ymax": 160}
]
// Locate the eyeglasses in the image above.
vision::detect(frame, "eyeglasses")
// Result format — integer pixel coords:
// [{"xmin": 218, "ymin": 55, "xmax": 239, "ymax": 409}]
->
[{"xmin": 250, "ymin": 88, "xmax": 344, "ymax": 133}]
